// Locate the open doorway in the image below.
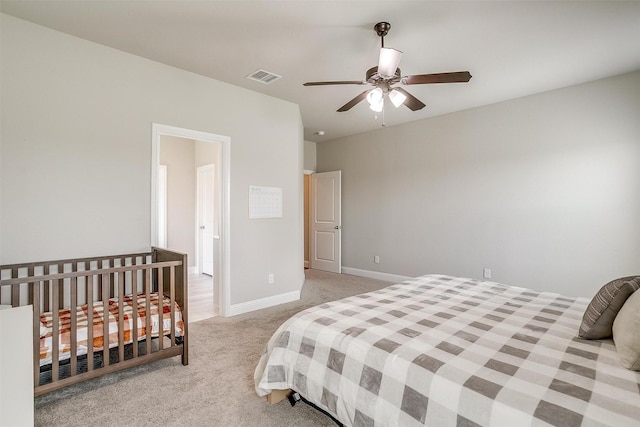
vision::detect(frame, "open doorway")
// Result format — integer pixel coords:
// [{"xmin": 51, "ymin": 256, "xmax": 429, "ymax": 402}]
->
[{"xmin": 151, "ymin": 124, "xmax": 230, "ymax": 320}]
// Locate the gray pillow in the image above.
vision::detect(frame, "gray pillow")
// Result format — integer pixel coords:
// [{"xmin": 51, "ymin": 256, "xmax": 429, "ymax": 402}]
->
[
  {"xmin": 612, "ymin": 287, "xmax": 640, "ymax": 370},
  {"xmin": 578, "ymin": 276, "xmax": 640, "ymax": 339}
]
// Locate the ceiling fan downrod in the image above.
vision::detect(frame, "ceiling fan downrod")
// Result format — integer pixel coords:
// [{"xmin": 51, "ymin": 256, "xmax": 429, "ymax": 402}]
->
[{"xmin": 374, "ymin": 22, "xmax": 391, "ymax": 48}]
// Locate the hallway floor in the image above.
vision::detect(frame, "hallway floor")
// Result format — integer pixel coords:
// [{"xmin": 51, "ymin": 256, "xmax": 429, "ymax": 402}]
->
[{"xmin": 188, "ymin": 273, "xmax": 217, "ymax": 322}]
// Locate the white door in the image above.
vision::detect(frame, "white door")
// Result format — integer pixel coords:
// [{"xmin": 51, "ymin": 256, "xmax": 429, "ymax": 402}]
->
[
  {"xmin": 197, "ymin": 164, "xmax": 215, "ymax": 276},
  {"xmin": 310, "ymin": 171, "xmax": 342, "ymax": 273}
]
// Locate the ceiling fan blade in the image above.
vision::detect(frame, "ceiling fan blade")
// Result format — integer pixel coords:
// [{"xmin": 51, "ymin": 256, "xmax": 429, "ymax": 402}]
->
[
  {"xmin": 403, "ymin": 71, "xmax": 472, "ymax": 85},
  {"xmin": 337, "ymin": 90, "xmax": 370, "ymax": 112},
  {"xmin": 392, "ymin": 87, "xmax": 426, "ymax": 111},
  {"xmin": 378, "ymin": 47, "xmax": 402, "ymax": 78},
  {"xmin": 303, "ymin": 81, "xmax": 365, "ymax": 86}
]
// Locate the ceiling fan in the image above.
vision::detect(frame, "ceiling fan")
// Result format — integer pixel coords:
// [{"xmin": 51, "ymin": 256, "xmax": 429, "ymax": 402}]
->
[{"xmin": 303, "ymin": 22, "xmax": 472, "ymax": 113}]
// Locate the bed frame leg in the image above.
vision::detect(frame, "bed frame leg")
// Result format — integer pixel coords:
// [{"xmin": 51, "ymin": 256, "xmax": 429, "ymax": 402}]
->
[{"xmin": 288, "ymin": 391, "xmax": 343, "ymax": 427}]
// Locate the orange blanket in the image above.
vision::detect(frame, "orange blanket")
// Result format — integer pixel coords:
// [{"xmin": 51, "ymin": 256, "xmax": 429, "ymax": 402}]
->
[{"xmin": 39, "ymin": 292, "xmax": 184, "ymax": 366}]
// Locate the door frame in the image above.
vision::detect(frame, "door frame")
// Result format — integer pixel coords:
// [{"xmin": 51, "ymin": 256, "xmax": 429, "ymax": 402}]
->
[
  {"xmin": 151, "ymin": 123, "xmax": 231, "ymax": 317},
  {"xmin": 157, "ymin": 164, "xmax": 168, "ymax": 248},
  {"xmin": 303, "ymin": 169, "xmax": 315, "ymax": 269}
]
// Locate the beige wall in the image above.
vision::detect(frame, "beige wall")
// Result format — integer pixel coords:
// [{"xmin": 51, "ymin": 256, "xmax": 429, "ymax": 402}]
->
[
  {"xmin": 159, "ymin": 135, "xmax": 196, "ymax": 267},
  {"xmin": 0, "ymin": 14, "xmax": 304, "ymax": 306},
  {"xmin": 304, "ymin": 140, "xmax": 317, "ymax": 171},
  {"xmin": 317, "ymin": 70, "xmax": 640, "ymax": 297}
]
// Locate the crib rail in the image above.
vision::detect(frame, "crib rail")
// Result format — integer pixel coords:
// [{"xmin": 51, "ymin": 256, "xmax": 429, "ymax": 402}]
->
[
  {"xmin": 0, "ymin": 252, "xmax": 151, "ymax": 308},
  {"xmin": 0, "ymin": 247, "xmax": 188, "ymax": 396}
]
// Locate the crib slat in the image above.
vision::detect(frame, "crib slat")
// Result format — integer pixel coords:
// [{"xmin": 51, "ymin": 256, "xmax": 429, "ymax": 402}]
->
[
  {"xmin": 43, "ymin": 265, "xmax": 50, "ymax": 312},
  {"xmin": 27, "ymin": 266, "xmax": 35, "ymax": 306},
  {"xmin": 157, "ymin": 269, "xmax": 164, "ymax": 351},
  {"xmin": 132, "ymin": 272, "xmax": 138, "ymax": 359},
  {"xmin": 97, "ymin": 267, "xmax": 103, "ymax": 300},
  {"xmin": 51, "ymin": 278, "xmax": 60, "ymax": 382},
  {"xmin": 11, "ymin": 284, "xmax": 19, "ymax": 307},
  {"xmin": 33, "ymin": 281, "xmax": 41, "ymax": 388},
  {"xmin": 70, "ymin": 276, "xmax": 78, "ymax": 376},
  {"xmin": 170, "ymin": 266, "xmax": 176, "ymax": 345},
  {"xmin": 11, "ymin": 267, "xmax": 19, "ymax": 307},
  {"xmin": 58, "ymin": 263, "xmax": 64, "ymax": 308},
  {"xmin": 145, "ymin": 268, "xmax": 152, "ymax": 356},
  {"xmin": 109, "ymin": 260, "xmax": 116, "ymax": 298},
  {"xmin": 86, "ymin": 273, "xmax": 94, "ymax": 373},
  {"xmin": 102, "ymin": 273, "xmax": 110, "ymax": 368},
  {"xmin": 117, "ymin": 271, "xmax": 124, "ymax": 363},
  {"xmin": 83, "ymin": 262, "xmax": 90, "ymax": 305},
  {"xmin": 143, "ymin": 257, "xmax": 149, "ymax": 294}
]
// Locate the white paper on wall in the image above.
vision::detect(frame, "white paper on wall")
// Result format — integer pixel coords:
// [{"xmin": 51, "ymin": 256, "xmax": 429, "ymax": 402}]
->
[{"xmin": 249, "ymin": 185, "xmax": 283, "ymax": 219}]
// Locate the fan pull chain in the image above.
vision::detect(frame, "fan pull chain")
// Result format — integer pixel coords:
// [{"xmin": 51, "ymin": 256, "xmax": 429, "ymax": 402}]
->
[
  {"xmin": 382, "ymin": 101, "xmax": 386, "ymax": 127},
  {"xmin": 373, "ymin": 101, "xmax": 387, "ymax": 127}
]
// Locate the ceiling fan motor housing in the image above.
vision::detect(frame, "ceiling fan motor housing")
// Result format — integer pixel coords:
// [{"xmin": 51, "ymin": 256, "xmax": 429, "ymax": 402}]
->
[
  {"xmin": 374, "ymin": 22, "xmax": 391, "ymax": 38},
  {"xmin": 366, "ymin": 66, "xmax": 401, "ymax": 88}
]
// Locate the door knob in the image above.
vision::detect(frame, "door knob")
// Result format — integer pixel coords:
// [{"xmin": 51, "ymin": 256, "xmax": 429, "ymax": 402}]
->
[{"xmin": 334, "ymin": 226, "xmax": 342, "ymax": 229}]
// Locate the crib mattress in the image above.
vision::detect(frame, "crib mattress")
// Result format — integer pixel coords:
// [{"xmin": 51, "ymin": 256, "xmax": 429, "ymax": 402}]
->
[{"xmin": 39, "ymin": 292, "xmax": 184, "ymax": 366}]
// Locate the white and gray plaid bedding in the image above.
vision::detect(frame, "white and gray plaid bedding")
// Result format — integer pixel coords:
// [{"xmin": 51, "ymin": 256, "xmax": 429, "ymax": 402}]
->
[{"xmin": 254, "ymin": 274, "xmax": 640, "ymax": 426}]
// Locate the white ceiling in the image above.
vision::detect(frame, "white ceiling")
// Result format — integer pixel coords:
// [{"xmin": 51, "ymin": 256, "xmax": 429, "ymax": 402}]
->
[{"xmin": 2, "ymin": 1, "xmax": 640, "ymax": 143}]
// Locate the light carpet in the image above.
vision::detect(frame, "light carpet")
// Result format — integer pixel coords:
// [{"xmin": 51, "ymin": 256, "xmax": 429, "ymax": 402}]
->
[{"xmin": 34, "ymin": 269, "xmax": 391, "ymax": 426}]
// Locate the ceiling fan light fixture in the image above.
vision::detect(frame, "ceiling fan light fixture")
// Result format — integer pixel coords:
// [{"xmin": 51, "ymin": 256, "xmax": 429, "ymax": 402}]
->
[
  {"xmin": 389, "ymin": 89, "xmax": 407, "ymax": 108},
  {"xmin": 369, "ymin": 100, "xmax": 384, "ymax": 112},
  {"xmin": 366, "ymin": 87, "xmax": 384, "ymax": 112},
  {"xmin": 378, "ymin": 47, "xmax": 403, "ymax": 78},
  {"xmin": 366, "ymin": 87, "xmax": 383, "ymax": 103}
]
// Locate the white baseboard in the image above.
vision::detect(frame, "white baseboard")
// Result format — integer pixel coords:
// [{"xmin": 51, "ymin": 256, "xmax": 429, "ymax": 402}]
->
[
  {"xmin": 188, "ymin": 266, "xmax": 198, "ymax": 275},
  {"xmin": 341, "ymin": 267, "xmax": 412, "ymax": 284},
  {"xmin": 226, "ymin": 289, "xmax": 301, "ymax": 317}
]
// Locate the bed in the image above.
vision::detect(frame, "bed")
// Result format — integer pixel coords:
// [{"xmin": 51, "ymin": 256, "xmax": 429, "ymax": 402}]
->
[
  {"xmin": 254, "ymin": 274, "xmax": 640, "ymax": 426},
  {"xmin": 0, "ymin": 247, "xmax": 188, "ymax": 396}
]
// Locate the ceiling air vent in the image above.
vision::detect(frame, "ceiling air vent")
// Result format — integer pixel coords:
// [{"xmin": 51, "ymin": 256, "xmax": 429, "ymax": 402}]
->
[{"xmin": 246, "ymin": 69, "xmax": 282, "ymax": 85}]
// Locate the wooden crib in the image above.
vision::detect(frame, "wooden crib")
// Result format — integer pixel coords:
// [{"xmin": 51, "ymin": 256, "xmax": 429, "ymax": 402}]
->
[{"xmin": 0, "ymin": 247, "xmax": 189, "ymax": 396}]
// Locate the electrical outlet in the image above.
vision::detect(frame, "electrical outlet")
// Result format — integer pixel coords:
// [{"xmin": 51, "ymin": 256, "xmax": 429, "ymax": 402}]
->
[
  {"xmin": 483, "ymin": 268, "xmax": 492, "ymax": 279},
  {"xmin": 268, "ymin": 273, "xmax": 274, "ymax": 284},
  {"xmin": 374, "ymin": 255, "xmax": 380, "ymax": 264}
]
